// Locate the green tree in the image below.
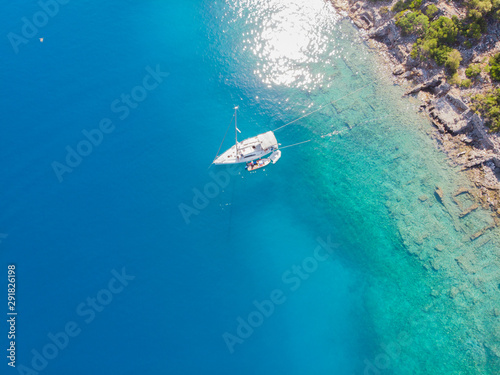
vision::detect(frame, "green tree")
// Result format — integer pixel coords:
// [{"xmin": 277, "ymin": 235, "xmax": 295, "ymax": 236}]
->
[
  {"xmin": 490, "ymin": 53, "xmax": 500, "ymax": 81},
  {"xmin": 396, "ymin": 11, "xmax": 429, "ymax": 35},
  {"xmin": 466, "ymin": 0, "xmax": 500, "ymax": 21},
  {"xmin": 410, "ymin": 0, "xmax": 423, "ymax": 10},
  {"xmin": 427, "ymin": 17, "xmax": 458, "ymax": 44},
  {"xmin": 447, "ymin": 72, "xmax": 461, "ymax": 86},
  {"xmin": 468, "ymin": 0, "xmax": 493, "ymax": 16},
  {"xmin": 445, "ymin": 49, "xmax": 462, "ymax": 72},
  {"xmin": 460, "ymin": 79, "xmax": 472, "ymax": 88},
  {"xmin": 392, "ymin": 0, "xmax": 410, "ymax": 12},
  {"xmin": 471, "ymin": 88, "xmax": 500, "ymax": 131},
  {"xmin": 465, "ymin": 63, "xmax": 482, "ymax": 77},
  {"xmin": 426, "ymin": 4, "xmax": 439, "ymax": 18}
]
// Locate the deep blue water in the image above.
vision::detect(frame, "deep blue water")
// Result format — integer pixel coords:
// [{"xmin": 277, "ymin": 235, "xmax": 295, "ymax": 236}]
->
[
  {"xmin": 2, "ymin": 1, "xmax": 500, "ymax": 374},
  {"xmin": 1, "ymin": 1, "xmax": 368, "ymax": 374}
]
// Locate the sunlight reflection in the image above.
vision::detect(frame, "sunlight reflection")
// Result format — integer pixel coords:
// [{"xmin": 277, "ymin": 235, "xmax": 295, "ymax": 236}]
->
[{"xmin": 232, "ymin": 0, "xmax": 340, "ymax": 90}]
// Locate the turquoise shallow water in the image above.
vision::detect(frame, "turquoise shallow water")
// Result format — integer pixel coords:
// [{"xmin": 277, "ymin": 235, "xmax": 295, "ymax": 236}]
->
[{"xmin": 2, "ymin": 0, "xmax": 500, "ymax": 374}]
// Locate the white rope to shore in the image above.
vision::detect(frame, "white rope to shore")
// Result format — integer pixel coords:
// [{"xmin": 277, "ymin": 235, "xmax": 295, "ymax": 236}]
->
[
  {"xmin": 279, "ymin": 139, "xmax": 311, "ymax": 150},
  {"xmin": 272, "ymin": 82, "xmax": 374, "ymax": 132}
]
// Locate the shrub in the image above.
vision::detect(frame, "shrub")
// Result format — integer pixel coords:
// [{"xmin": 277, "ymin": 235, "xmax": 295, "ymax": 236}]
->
[
  {"xmin": 392, "ymin": 0, "xmax": 409, "ymax": 12},
  {"xmin": 465, "ymin": 63, "xmax": 482, "ymax": 78},
  {"xmin": 468, "ymin": 9, "xmax": 482, "ymax": 19},
  {"xmin": 428, "ymin": 16, "xmax": 459, "ymax": 44},
  {"xmin": 380, "ymin": 6, "xmax": 390, "ymax": 14},
  {"xmin": 410, "ymin": 0, "xmax": 423, "ymax": 10},
  {"xmin": 460, "ymin": 79, "xmax": 472, "ymax": 88},
  {"xmin": 471, "ymin": 89, "xmax": 500, "ymax": 131},
  {"xmin": 412, "ymin": 37, "xmax": 452, "ymax": 65},
  {"xmin": 490, "ymin": 53, "xmax": 500, "ymax": 81},
  {"xmin": 392, "ymin": 0, "xmax": 420, "ymax": 12},
  {"xmin": 426, "ymin": 4, "xmax": 439, "ymax": 18},
  {"xmin": 448, "ymin": 73, "xmax": 461, "ymax": 86},
  {"xmin": 421, "ymin": 38, "xmax": 453, "ymax": 64},
  {"xmin": 468, "ymin": 0, "xmax": 494, "ymax": 16},
  {"xmin": 465, "ymin": 0, "xmax": 500, "ymax": 31},
  {"xmin": 407, "ymin": 15, "xmax": 462, "ymax": 67},
  {"xmin": 391, "ymin": 0, "xmax": 414, "ymax": 12},
  {"xmin": 445, "ymin": 49, "xmax": 462, "ymax": 72},
  {"xmin": 396, "ymin": 11, "xmax": 429, "ymax": 36},
  {"xmin": 466, "ymin": 22, "xmax": 482, "ymax": 38}
]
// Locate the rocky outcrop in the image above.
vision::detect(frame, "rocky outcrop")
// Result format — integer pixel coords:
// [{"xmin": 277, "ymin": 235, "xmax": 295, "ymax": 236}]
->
[
  {"xmin": 446, "ymin": 93, "xmax": 469, "ymax": 113},
  {"xmin": 369, "ymin": 20, "xmax": 399, "ymax": 44},
  {"xmin": 404, "ymin": 76, "xmax": 443, "ymax": 96},
  {"xmin": 426, "ymin": 93, "xmax": 473, "ymax": 135},
  {"xmin": 348, "ymin": 2, "xmax": 382, "ymax": 30},
  {"xmin": 470, "ymin": 114, "xmax": 496, "ymax": 151}
]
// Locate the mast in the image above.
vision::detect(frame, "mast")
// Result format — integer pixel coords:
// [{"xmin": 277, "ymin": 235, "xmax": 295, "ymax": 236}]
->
[{"xmin": 234, "ymin": 106, "xmax": 239, "ymax": 157}]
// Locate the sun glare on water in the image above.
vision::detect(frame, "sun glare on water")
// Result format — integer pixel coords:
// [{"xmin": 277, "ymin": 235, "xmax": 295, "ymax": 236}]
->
[{"xmin": 231, "ymin": 0, "xmax": 340, "ymax": 89}]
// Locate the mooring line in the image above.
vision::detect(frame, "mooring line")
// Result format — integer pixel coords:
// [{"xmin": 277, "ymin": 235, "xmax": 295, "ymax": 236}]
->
[{"xmin": 272, "ymin": 82, "xmax": 374, "ymax": 132}]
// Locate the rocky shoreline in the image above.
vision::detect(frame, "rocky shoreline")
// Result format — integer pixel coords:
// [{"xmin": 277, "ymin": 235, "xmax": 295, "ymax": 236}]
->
[{"xmin": 329, "ymin": 0, "xmax": 500, "ymax": 219}]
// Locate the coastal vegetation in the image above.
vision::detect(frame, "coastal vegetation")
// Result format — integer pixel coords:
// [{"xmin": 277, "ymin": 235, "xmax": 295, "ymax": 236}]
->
[
  {"xmin": 395, "ymin": 11, "xmax": 429, "ymax": 35},
  {"xmin": 391, "ymin": 0, "xmax": 423, "ymax": 13},
  {"xmin": 490, "ymin": 53, "xmax": 500, "ymax": 81},
  {"xmin": 466, "ymin": 0, "xmax": 500, "ymax": 19},
  {"xmin": 471, "ymin": 89, "xmax": 500, "ymax": 131},
  {"xmin": 425, "ymin": 4, "xmax": 438, "ymax": 18},
  {"xmin": 388, "ymin": 0, "xmax": 500, "ymax": 129},
  {"xmin": 393, "ymin": 0, "xmax": 500, "ymax": 67},
  {"xmin": 468, "ymin": 54, "xmax": 500, "ymax": 131},
  {"xmin": 465, "ymin": 63, "xmax": 482, "ymax": 78},
  {"xmin": 448, "ymin": 72, "xmax": 462, "ymax": 86},
  {"xmin": 460, "ymin": 78, "xmax": 472, "ymax": 87},
  {"xmin": 410, "ymin": 15, "xmax": 460, "ymax": 68},
  {"xmin": 445, "ymin": 49, "xmax": 462, "ymax": 72}
]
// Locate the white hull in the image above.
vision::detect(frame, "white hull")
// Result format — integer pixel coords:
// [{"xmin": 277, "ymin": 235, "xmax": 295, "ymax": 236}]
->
[{"xmin": 214, "ymin": 131, "xmax": 278, "ymax": 165}]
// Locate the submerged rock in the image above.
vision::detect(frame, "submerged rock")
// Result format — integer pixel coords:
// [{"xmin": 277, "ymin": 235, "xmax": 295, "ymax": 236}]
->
[
  {"xmin": 432, "ymin": 259, "xmax": 441, "ymax": 270},
  {"xmin": 450, "ymin": 286, "xmax": 460, "ymax": 298},
  {"xmin": 435, "ymin": 186, "xmax": 444, "ymax": 204},
  {"xmin": 459, "ymin": 203, "xmax": 479, "ymax": 218}
]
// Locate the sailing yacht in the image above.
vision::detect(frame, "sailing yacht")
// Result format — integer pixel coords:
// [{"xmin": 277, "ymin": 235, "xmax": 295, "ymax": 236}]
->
[{"xmin": 213, "ymin": 107, "xmax": 279, "ymax": 165}]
